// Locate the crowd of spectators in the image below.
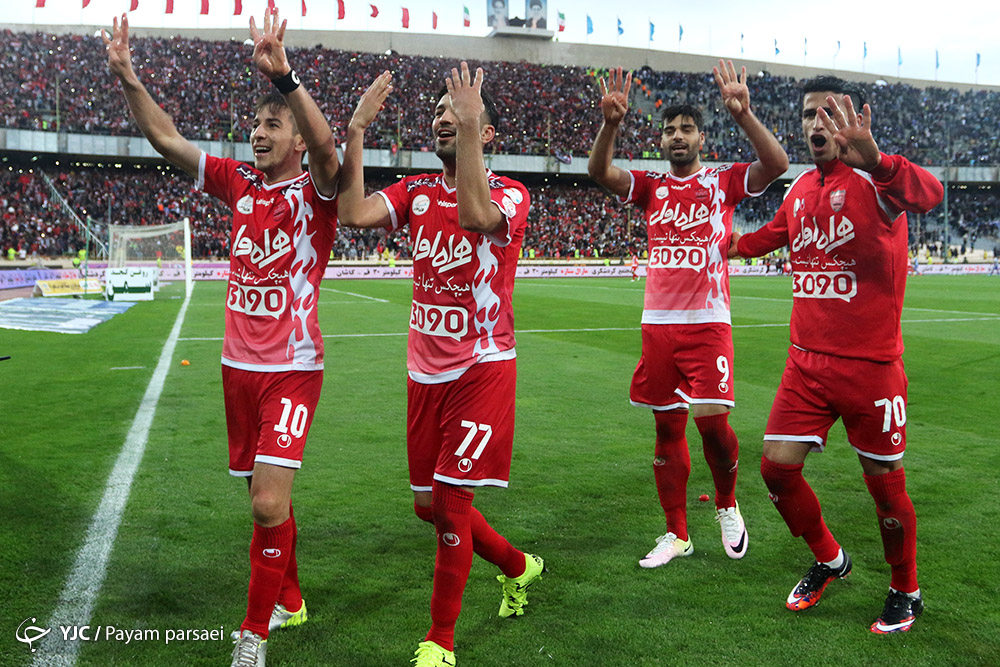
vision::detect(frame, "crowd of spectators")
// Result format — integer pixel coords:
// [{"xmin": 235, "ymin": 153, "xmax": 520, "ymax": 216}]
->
[
  {"xmin": 5, "ymin": 29, "xmax": 1000, "ymax": 166},
  {"xmin": 3, "ymin": 164, "xmax": 997, "ymax": 262}
]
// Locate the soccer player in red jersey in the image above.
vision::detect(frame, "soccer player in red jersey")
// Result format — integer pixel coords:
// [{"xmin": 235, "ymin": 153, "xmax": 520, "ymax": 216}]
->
[
  {"xmin": 104, "ymin": 9, "xmax": 340, "ymax": 665},
  {"xmin": 588, "ymin": 62, "xmax": 788, "ymax": 568},
  {"xmin": 338, "ymin": 65, "xmax": 543, "ymax": 666},
  {"xmin": 730, "ymin": 75, "xmax": 943, "ymax": 633}
]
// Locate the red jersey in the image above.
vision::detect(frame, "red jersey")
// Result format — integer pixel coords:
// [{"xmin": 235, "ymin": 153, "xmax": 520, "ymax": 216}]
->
[
  {"xmin": 624, "ymin": 164, "xmax": 758, "ymax": 324},
  {"xmin": 198, "ymin": 153, "xmax": 338, "ymax": 371},
  {"xmin": 737, "ymin": 155, "xmax": 943, "ymax": 362},
  {"xmin": 377, "ymin": 172, "xmax": 529, "ymax": 383}
]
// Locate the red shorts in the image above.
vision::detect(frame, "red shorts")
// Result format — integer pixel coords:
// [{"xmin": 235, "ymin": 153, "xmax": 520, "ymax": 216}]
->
[
  {"xmin": 764, "ymin": 346, "xmax": 909, "ymax": 461},
  {"xmin": 222, "ymin": 366, "xmax": 323, "ymax": 476},
  {"xmin": 630, "ymin": 322, "xmax": 735, "ymax": 411},
  {"xmin": 407, "ymin": 359, "xmax": 516, "ymax": 490}
]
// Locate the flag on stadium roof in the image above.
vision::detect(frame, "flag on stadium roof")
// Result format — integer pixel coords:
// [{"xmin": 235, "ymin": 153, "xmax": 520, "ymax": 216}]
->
[
  {"xmin": 35, "ymin": 0, "xmax": 44, "ymax": 7},
  {"xmin": 302, "ymin": 0, "xmax": 306, "ymax": 17},
  {"xmin": 617, "ymin": 18, "xmax": 623, "ymax": 35},
  {"xmin": 166, "ymin": 0, "xmax": 175, "ymax": 14},
  {"xmin": 432, "ymin": 11, "xmax": 438, "ymax": 29},
  {"xmin": 898, "ymin": 47, "xmax": 902, "ymax": 66},
  {"xmin": 557, "ymin": 11, "xmax": 565, "ymax": 32},
  {"xmin": 82, "ymin": 0, "xmax": 91, "ymax": 8},
  {"xmin": 338, "ymin": 0, "xmax": 346, "ymax": 19},
  {"xmin": 370, "ymin": 3, "xmax": 379, "ymax": 18},
  {"xmin": 463, "ymin": 5, "xmax": 470, "ymax": 27},
  {"xmin": 648, "ymin": 21, "xmax": 654, "ymax": 42},
  {"xmin": 864, "ymin": 41, "xmax": 868, "ymax": 59},
  {"xmin": 740, "ymin": 32, "xmax": 744, "ymax": 54},
  {"xmin": 586, "ymin": 15, "xmax": 593, "ymax": 35},
  {"xmin": 977, "ymin": 52, "xmax": 981, "ymax": 69},
  {"xmin": 401, "ymin": 7, "xmax": 409, "ymax": 28},
  {"xmin": 774, "ymin": 39, "xmax": 779, "ymax": 56},
  {"xmin": 835, "ymin": 40, "xmax": 841, "ymax": 57},
  {"xmin": 678, "ymin": 24, "xmax": 683, "ymax": 43},
  {"xmin": 936, "ymin": 49, "xmax": 939, "ymax": 70},
  {"xmin": 129, "ymin": 0, "xmax": 138, "ymax": 11}
]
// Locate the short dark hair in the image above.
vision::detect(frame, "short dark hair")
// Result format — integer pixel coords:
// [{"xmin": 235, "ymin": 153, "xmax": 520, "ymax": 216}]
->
[
  {"xmin": 254, "ymin": 91, "xmax": 289, "ymax": 118},
  {"xmin": 661, "ymin": 104, "xmax": 703, "ymax": 131},
  {"xmin": 529, "ymin": 0, "xmax": 542, "ymax": 7},
  {"xmin": 436, "ymin": 84, "xmax": 501, "ymax": 134},
  {"xmin": 802, "ymin": 75, "xmax": 864, "ymax": 109}
]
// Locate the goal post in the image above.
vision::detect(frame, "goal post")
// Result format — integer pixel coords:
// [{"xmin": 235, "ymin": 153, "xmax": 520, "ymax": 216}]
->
[{"xmin": 106, "ymin": 218, "xmax": 193, "ymax": 300}]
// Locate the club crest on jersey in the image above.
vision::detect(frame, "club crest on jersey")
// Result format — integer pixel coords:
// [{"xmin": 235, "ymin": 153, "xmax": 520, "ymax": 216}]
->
[
  {"xmin": 237, "ymin": 195, "xmax": 254, "ymax": 215},
  {"xmin": 413, "ymin": 225, "xmax": 473, "ymax": 272},
  {"xmin": 830, "ymin": 189, "xmax": 846, "ymax": 212},
  {"xmin": 655, "ymin": 186, "xmax": 670, "ymax": 199},
  {"xmin": 412, "ymin": 194, "xmax": 431, "ymax": 216},
  {"xmin": 233, "ymin": 224, "xmax": 292, "ymax": 268}
]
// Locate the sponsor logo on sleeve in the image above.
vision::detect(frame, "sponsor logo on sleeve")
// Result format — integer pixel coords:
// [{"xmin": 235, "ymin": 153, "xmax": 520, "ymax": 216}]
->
[
  {"xmin": 236, "ymin": 195, "xmax": 254, "ymax": 215},
  {"xmin": 412, "ymin": 194, "xmax": 431, "ymax": 216},
  {"xmin": 501, "ymin": 196, "xmax": 517, "ymax": 218},
  {"xmin": 503, "ymin": 187, "xmax": 524, "ymax": 205}
]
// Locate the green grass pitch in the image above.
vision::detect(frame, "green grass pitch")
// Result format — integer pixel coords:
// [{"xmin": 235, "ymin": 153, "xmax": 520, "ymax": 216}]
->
[{"xmin": 1, "ymin": 275, "xmax": 998, "ymax": 665}]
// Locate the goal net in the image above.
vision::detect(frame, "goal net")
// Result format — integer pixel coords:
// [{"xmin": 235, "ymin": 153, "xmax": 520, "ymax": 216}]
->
[{"xmin": 106, "ymin": 218, "xmax": 192, "ymax": 300}]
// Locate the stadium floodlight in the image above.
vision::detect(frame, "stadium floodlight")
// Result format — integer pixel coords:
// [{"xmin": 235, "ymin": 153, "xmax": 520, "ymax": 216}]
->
[{"xmin": 106, "ymin": 219, "xmax": 193, "ymax": 300}]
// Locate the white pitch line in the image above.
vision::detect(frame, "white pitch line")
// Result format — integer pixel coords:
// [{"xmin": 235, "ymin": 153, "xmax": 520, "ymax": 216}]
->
[
  {"xmin": 109, "ymin": 366, "xmax": 147, "ymax": 371},
  {"xmin": 33, "ymin": 291, "xmax": 192, "ymax": 667},
  {"xmin": 318, "ymin": 286, "xmax": 389, "ymax": 302}
]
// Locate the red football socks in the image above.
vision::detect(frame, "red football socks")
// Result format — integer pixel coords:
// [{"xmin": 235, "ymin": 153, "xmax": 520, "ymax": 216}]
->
[
  {"xmin": 694, "ymin": 413, "xmax": 740, "ymax": 509},
  {"xmin": 652, "ymin": 410, "xmax": 691, "ymax": 540},
  {"xmin": 425, "ymin": 481, "xmax": 474, "ymax": 652},
  {"xmin": 470, "ymin": 507, "xmax": 526, "ymax": 579},
  {"xmin": 864, "ymin": 467, "xmax": 919, "ymax": 593},
  {"xmin": 760, "ymin": 457, "xmax": 840, "ymax": 563},
  {"xmin": 277, "ymin": 502, "xmax": 302, "ymax": 612},
  {"xmin": 242, "ymin": 516, "xmax": 295, "ymax": 638}
]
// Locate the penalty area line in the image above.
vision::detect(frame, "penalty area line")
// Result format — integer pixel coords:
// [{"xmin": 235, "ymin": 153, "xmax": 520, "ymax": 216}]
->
[{"xmin": 33, "ymin": 290, "xmax": 192, "ymax": 667}]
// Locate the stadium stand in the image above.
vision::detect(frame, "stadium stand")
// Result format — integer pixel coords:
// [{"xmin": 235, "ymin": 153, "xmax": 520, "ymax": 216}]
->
[{"xmin": 1, "ymin": 29, "xmax": 998, "ymax": 261}]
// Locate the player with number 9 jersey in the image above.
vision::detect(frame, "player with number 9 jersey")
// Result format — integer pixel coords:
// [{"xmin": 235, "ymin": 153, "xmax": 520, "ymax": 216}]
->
[{"xmin": 589, "ymin": 65, "xmax": 789, "ymax": 568}]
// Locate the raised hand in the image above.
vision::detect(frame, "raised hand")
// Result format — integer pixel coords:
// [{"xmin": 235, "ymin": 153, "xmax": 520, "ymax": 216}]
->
[
  {"xmin": 713, "ymin": 59, "xmax": 750, "ymax": 118},
  {"xmin": 817, "ymin": 94, "xmax": 880, "ymax": 171},
  {"xmin": 249, "ymin": 7, "xmax": 290, "ymax": 80},
  {"xmin": 101, "ymin": 13, "xmax": 134, "ymax": 80},
  {"xmin": 350, "ymin": 71, "xmax": 394, "ymax": 130},
  {"xmin": 598, "ymin": 67, "xmax": 632, "ymax": 126},
  {"xmin": 444, "ymin": 62, "xmax": 486, "ymax": 127}
]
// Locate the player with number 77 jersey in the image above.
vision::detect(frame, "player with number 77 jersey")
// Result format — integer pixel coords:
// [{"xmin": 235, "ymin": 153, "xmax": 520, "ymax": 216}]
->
[{"xmin": 339, "ymin": 65, "xmax": 543, "ymax": 666}]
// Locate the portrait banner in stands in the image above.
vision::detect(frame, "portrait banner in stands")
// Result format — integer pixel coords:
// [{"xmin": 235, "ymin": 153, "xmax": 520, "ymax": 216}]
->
[
  {"xmin": 524, "ymin": 0, "xmax": 546, "ymax": 29},
  {"xmin": 487, "ymin": 0, "xmax": 508, "ymax": 27}
]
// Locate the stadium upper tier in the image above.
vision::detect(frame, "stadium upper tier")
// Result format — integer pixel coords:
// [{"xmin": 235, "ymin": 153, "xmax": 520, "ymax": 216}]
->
[{"xmin": 3, "ymin": 29, "xmax": 999, "ymax": 168}]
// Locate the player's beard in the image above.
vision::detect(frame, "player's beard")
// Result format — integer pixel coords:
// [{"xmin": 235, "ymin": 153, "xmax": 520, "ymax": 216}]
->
[
  {"xmin": 668, "ymin": 145, "xmax": 698, "ymax": 168},
  {"xmin": 435, "ymin": 139, "xmax": 456, "ymax": 162}
]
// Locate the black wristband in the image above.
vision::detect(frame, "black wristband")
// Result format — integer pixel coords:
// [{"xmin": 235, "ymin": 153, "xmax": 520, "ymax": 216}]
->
[{"xmin": 271, "ymin": 69, "xmax": 300, "ymax": 95}]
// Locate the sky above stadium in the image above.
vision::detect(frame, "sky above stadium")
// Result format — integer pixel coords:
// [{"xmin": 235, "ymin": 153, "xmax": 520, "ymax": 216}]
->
[{"xmin": 10, "ymin": 0, "xmax": 998, "ymax": 87}]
